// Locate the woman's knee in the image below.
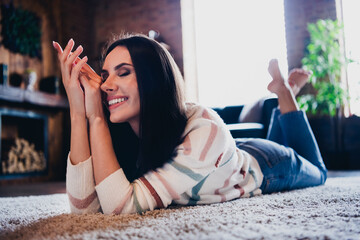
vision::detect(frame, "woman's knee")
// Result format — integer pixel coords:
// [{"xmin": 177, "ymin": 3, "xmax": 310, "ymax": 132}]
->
[
  {"xmin": 319, "ymin": 168, "xmax": 327, "ymax": 185},
  {"xmin": 314, "ymin": 155, "xmax": 328, "ymax": 185}
]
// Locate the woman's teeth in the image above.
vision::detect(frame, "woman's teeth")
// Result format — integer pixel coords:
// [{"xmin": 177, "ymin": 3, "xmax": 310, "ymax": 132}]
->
[{"xmin": 108, "ymin": 97, "xmax": 127, "ymax": 106}]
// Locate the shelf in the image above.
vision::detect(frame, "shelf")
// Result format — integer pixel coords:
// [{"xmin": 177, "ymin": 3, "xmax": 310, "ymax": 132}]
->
[{"xmin": 0, "ymin": 85, "xmax": 68, "ymax": 108}]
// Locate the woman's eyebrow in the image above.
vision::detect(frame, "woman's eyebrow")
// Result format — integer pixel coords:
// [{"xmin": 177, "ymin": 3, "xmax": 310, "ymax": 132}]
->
[
  {"xmin": 101, "ymin": 63, "xmax": 132, "ymax": 74},
  {"xmin": 114, "ymin": 63, "xmax": 132, "ymax": 71}
]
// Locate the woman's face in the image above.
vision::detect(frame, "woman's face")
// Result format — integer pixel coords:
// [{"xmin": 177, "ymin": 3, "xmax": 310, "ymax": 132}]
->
[{"xmin": 100, "ymin": 46, "xmax": 141, "ymax": 135}]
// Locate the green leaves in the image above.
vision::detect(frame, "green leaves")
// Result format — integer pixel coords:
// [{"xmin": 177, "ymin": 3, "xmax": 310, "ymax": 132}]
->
[
  {"xmin": 298, "ymin": 19, "xmax": 348, "ymax": 117},
  {"xmin": 1, "ymin": 3, "xmax": 42, "ymax": 59}
]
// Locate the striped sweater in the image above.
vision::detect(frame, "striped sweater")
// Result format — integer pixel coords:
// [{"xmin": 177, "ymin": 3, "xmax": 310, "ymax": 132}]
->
[{"xmin": 66, "ymin": 103, "xmax": 263, "ymax": 214}]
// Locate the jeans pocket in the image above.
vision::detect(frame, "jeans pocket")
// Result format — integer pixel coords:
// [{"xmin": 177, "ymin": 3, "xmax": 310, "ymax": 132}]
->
[{"xmin": 237, "ymin": 139, "xmax": 291, "ymax": 169}]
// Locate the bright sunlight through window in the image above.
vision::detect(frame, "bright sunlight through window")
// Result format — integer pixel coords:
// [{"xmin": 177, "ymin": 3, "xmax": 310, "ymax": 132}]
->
[
  {"xmin": 342, "ymin": 0, "xmax": 360, "ymax": 116},
  {"xmin": 193, "ymin": 0, "xmax": 288, "ymax": 107}
]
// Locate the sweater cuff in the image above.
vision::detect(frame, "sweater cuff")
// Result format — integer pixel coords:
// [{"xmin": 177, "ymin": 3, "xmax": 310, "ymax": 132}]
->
[
  {"xmin": 95, "ymin": 168, "xmax": 132, "ymax": 214},
  {"xmin": 66, "ymin": 153, "xmax": 96, "ymax": 198}
]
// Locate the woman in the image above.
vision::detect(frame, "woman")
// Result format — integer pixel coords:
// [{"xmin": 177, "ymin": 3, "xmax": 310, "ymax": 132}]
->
[{"xmin": 53, "ymin": 34, "xmax": 327, "ymax": 214}]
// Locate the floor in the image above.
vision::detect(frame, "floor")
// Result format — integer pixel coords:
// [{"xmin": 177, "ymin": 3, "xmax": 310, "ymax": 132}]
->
[
  {"xmin": 0, "ymin": 171, "xmax": 360, "ymax": 197},
  {"xmin": 0, "ymin": 181, "xmax": 66, "ymax": 197}
]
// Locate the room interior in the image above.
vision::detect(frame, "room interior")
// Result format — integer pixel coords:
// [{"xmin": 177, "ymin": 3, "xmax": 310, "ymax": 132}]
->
[{"xmin": 0, "ymin": 0, "xmax": 359, "ymax": 239}]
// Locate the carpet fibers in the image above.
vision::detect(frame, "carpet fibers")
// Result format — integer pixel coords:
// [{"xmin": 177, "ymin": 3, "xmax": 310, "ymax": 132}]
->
[{"xmin": 0, "ymin": 176, "xmax": 359, "ymax": 240}]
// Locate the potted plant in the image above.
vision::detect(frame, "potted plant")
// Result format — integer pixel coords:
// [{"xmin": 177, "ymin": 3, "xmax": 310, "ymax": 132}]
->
[
  {"xmin": 297, "ymin": 19, "xmax": 350, "ymax": 169},
  {"xmin": 297, "ymin": 19, "xmax": 348, "ymax": 117}
]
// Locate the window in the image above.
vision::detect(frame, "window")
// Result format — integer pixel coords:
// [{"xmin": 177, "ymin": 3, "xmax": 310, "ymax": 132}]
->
[
  {"xmin": 341, "ymin": 0, "xmax": 360, "ymax": 116},
  {"xmin": 191, "ymin": 0, "xmax": 288, "ymax": 107}
]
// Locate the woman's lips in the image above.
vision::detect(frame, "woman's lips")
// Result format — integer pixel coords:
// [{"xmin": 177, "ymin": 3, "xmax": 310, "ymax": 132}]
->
[{"xmin": 107, "ymin": 96, "xmax": 128, "ymax": 110}]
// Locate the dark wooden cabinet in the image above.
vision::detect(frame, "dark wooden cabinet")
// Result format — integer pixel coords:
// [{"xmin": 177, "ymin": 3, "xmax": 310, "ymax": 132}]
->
[
  {"xmin": 0, "ymin": 86, "xmax": 69, "ymax": 185},
  {"xmin": 342, "ymin": 115, "xmax": 360, "ymax": 169},
  {"xmin": 309, "ymin": 115, "xmax": 360, "ymax": 170}
]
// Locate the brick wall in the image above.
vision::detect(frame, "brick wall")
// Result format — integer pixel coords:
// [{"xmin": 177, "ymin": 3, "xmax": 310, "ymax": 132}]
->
[
  {"xmin": 92, "ymin": 0, "xmax": 183, "ymax": 73},
  {"xmin": 59, "ymin": 0, "xmax": 97, "ymax": 72},
  {"xmin": 284, "ymin": 0, "xmax": 337, "ymax": 70}
]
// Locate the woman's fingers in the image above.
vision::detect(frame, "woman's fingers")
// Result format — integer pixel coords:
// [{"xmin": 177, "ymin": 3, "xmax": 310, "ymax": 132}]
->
[
  {"xmin": 67, "ymin": 45, "xmax": 84, "ymax": 66},
  {"xmin": 62, "ymin": 39, "xmax": 75, "ymax": 62},
  {"xmin": 52, "ymin": 40, "xmax": 102, "ymax": 90},
  {"xmin": 80, "ymin": 66, "xmax": 102, "ymax": 84},
  {"xmin": 80, "ymin": 71, "xmax": 101, "ymax": 89},
  {"xmin": 79, "ymin": 73, "xmax": 91, "ymax": 90},
  {"xmin": 79, "ymin": 71, "xmax": 100, "ymax": 97},
  {"xmin": 52, "ymin": 40, "xmax": 97, "ymax": 80},
  {"xmin": 75, "ymin": 57, "xmax": 102, "ymax": 84},
  {"xmin": 52, "ymin": 41, "xmax": 63, "ymax": 55},
  {"xmin": 53, "ymin": 39, "xmax": 78, "ymax": 68},
  {"xmin": 71, "ymin": 56, "xmax": 88, "ymax": 81}
]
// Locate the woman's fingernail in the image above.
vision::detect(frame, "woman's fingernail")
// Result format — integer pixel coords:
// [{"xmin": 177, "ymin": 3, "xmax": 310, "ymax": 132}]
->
[
  {"xmin": 83, "ymin": 56, "xmax": 88, "ymax": 61},
  {"xmin": 67, "ymin": 38, "xmax": 73, "ymax": 45},
  {"xmin": 52, "ymin": 41, "xmax": 56, "ymax": 48}
]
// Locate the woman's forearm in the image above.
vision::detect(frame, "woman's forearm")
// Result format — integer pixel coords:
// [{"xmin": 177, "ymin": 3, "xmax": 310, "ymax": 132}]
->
[
  {"xmin": 67, "ymin": 117, "xmax": 101, "ymax": 213},
  {"xmin": 69, "ymin": 113, "xmax": 91, "ymax": 165},
  {"xmin": 89, "ymin": 117, "xmax": 120, "ymax": 185}
]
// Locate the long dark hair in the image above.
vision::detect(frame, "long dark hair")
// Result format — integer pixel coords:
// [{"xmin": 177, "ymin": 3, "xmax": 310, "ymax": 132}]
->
[{"xmin": 102, "ymin": 34, "xmax": 187, "ymax": 181}]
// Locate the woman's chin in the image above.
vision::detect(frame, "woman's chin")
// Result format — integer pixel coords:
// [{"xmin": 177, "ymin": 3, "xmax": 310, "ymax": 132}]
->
[{"xmin": 109, "ymin": 115, "xmax": 126, "ymax": 124}]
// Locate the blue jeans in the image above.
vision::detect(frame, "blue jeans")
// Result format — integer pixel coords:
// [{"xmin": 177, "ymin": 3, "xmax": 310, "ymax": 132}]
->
[{"xmin": 236, "ymin": 109, "xmax": 327, "ymax": 194}]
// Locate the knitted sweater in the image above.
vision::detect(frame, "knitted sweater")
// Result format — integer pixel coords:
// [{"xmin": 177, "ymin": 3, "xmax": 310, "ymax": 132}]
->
[{"xmin": 66, "ymin": 103, "xmax": 263, "ymax": 214}]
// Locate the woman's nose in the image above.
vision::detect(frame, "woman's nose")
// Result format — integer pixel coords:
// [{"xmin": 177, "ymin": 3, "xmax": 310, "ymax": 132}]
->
[{"xmin": 100, "ymin": 76, "xmax": 117, "ymax": 92}]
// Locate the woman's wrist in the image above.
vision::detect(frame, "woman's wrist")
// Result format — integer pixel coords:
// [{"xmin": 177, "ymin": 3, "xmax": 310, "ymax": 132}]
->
[
  {"xmin": 69, "ymin": 111, "xmax": 91, "ymax": 166},
  {"xmin": 88, "ymin": 115, "xmax": 107, "ymax": 127},
  {"xmin": 70, "ymin": 111, "xmax": 87, "ymax": 122},
  {"xmin": 87, "ymin": 105, "xmax": 106, "ymax": 126}
]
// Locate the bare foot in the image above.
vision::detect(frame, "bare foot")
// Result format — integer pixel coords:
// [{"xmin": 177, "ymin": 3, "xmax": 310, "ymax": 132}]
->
[
  {"xmin": 288, "ymin": 68, "xmax": 312, "ymax": 96},
  {"xmin": 267, "ymin": 59, "xmax": 289, "ymax": 95},
  {"xmin": 267, "ymin": 59, "xmax": 299, "ymax": 114}
]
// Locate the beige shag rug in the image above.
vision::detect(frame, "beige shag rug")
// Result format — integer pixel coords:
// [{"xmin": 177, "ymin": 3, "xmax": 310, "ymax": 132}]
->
[{"xmin": 1, "ymin": 176, "xmax": 359, "ymax": 240}]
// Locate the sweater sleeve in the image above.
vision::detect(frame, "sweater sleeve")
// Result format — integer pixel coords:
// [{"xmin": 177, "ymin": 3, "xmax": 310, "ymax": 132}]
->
[
  {"xmin": 66, "ymin": 153, "xmax": 101, "ymax": 213},
  {"xmin": 95, "ymin": 107, "xmax": 232, "ymax": 214}
]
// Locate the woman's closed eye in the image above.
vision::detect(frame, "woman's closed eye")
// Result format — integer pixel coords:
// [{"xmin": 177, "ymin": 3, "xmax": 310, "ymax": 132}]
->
[
  {"xmin": 100, "ymin": 66, "xmax": 132, "ymax": 83},
  {"xmin": 118, "ymin": 70, "xmax": 130, "ymax": 77}
]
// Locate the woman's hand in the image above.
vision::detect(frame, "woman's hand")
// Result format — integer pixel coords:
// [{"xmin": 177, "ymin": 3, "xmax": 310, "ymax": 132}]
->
[
  {"xmin": 78, "ymin": 67, "xmax": 105, "ymax": 124},
  {"xmin": 53, "ymin": 39, "xmax": 103, "ymax": 122},
  {"xmin": 76, "ymin": 53, "xmax": 105, "ymax": 123},
  {"xmin": 53, "ymin": 39, "xmax": 88, "ymax": 117}
]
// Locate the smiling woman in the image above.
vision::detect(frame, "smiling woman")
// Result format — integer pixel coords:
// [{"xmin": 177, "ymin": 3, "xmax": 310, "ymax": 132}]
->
[
  {"xmin": 100, "ymin": 47, "xmax": 140, "ymax": 132},
  {"xmin": 53, "ymin": 33, "xmax": 327, "ymax": 215},
  {"xmin": 98, "ymin": 36, "xmax": 188, "ymax": 184}
]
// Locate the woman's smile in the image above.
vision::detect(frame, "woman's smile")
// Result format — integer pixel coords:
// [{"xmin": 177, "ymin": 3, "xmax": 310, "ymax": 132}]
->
[{"xmin": 107, "ymin": 96, "xmax": 129, "ymax": 110}]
